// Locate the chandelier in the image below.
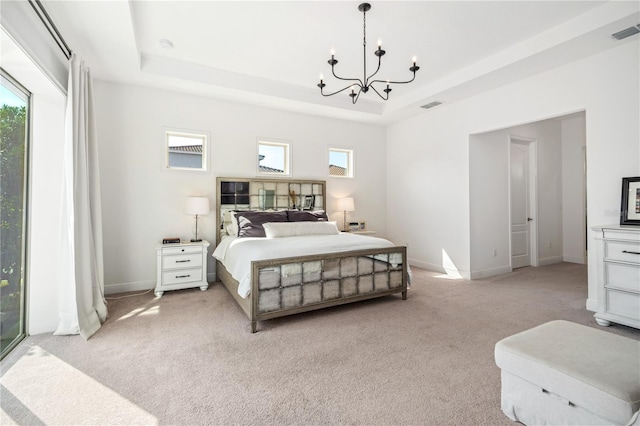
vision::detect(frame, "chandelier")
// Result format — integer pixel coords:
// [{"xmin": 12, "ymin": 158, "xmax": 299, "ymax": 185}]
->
[{"xmin": 317, "ymin": 2, "xmax": 419, "ymax": 104}]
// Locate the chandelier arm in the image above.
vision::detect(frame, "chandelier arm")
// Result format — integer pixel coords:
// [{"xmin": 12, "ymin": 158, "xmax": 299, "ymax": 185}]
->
[
  {"xmin": 370, "ymin": 72, "xmax": 417, "ymax": 86},
  {"xmin": 320, "ymin": 84, "xmax": 359, "ymax": 98},
  {"xmin": 364, "ymin": 54, "xmax": 383, "ymax": 87},
  {"xmin": 368, "ymin": 84, "xmax": 389, "ymax": 101},
  {"xmin": 351, "ymin": 87, "xmax": 363, "ymax": 104},
  {"xmin": 331, "ymin": 67, "xmax": 364, "ymax": 87}
]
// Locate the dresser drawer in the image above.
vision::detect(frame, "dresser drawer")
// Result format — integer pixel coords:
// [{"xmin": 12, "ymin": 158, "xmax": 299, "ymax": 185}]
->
[
  {"xmin": 162, "ymin": 268, "xmax": 203, "ymax": 285},
  {"xmin": 604, "ymin": 262, "xmax": 640, "ymax": 292},
  {"xmin": 605, "ymin": 289, "xmax": 640, "ymax": 321},
  {"xmin": 162, "ymin": 245, "xmax": 202, "ymax": 256},
  {"xmin": 162, "ymin": 253, "xmax": 203, "ymax": 270},
  {"xmin": 605, "ymin": 241, "xmax": 640, "ymax": 263}
]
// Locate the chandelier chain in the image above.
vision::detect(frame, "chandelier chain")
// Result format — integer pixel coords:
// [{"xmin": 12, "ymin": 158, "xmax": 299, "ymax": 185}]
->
[{"xmin": 363, "ymin": 9, "xmax": 366, "ymax": 48}]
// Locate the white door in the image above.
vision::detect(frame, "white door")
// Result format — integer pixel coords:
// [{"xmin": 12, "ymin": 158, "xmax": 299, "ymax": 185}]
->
[{"xmin": 511, "ymin": 142, "xmax": 531, "ymax": 269}]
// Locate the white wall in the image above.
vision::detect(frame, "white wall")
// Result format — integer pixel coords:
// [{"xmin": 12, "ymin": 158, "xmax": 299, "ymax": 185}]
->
[
  {"xmin": 387, "ymin": 40, "xmax": 639, "ymax": 308},
  {"xmin": 93, "ymin": 81, "xmax": 387, "ymax": 294},
  {"xmin": 469, "ymin": 119, "xmax": 564, "ymax": 278},
  {"xmin": 561, "ymin": 114, "xmax": 587, "ymax": 264}
]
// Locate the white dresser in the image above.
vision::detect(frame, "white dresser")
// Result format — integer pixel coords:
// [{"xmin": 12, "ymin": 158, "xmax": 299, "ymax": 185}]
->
[
  {"xmin": 155, "ymin": 240, "xmax": 210, "ymax": 297},
  {"xmin": 592, "ymin": 225, "xmax": 640, "ymax": 329}
]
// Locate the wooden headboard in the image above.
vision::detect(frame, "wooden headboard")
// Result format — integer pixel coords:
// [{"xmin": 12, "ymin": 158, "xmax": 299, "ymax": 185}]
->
[{"xmin": 215, "ymin": 177, "xmax": 327, "ymax": 245}]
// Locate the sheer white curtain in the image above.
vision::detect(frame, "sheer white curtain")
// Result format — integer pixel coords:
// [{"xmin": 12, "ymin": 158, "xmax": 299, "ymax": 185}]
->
[{"xmin": 55, "ymin": 53, "xmax": 107, "ymax": 339}]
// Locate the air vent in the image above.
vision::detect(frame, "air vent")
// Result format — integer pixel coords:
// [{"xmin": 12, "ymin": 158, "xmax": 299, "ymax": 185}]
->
[
  {"xmin": 611, "ymin": 25, "xmax": 640, "ymax": 40},
  {"xmin": 420, "ymin": 101, "xmax": 442, "ymax": 110}
]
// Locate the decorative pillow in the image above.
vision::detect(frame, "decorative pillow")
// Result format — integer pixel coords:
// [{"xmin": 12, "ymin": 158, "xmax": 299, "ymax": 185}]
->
[
  {"xmin": 263, "ymin": 221, "xmax": 339, "ymax": 238},
  {"xmin": 236, "ymin": 210, "xmax": 288, "ymax": 238},
  {"xmin": 287, "ymin": 210, "xmax": 328, "ymax": 222},
  {"xmin": 224, "ymin": 211, "xmax": 240, "ymax": 237}
]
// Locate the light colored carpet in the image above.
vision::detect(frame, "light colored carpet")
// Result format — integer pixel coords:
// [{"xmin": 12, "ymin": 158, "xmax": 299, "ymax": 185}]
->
[{"xmin": 1, "ymin": 263, "xmax": 639, "ymax": 425}]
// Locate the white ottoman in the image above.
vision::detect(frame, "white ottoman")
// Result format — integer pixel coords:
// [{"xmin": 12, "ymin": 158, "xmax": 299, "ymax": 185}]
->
[{"xmin": 495, "ymin": 320, "xmax": 640, "ymax": 426}]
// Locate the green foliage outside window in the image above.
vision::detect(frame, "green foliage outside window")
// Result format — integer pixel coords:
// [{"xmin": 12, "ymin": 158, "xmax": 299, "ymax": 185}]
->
[{"xmin": 0, "ymin": 104, "xmax": 27, "ymax": 354}]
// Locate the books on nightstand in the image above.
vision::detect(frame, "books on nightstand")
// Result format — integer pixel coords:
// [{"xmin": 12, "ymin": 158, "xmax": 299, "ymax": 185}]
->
[{"xmin": 162, "ymin": 237, "xmax": 180, "ymax": 244}]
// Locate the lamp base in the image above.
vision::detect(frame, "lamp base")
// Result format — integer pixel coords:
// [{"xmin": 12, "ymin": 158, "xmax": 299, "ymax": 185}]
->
[{"xmin": 190, "ymin": 238, "xmax": 202, "ymax": 242}]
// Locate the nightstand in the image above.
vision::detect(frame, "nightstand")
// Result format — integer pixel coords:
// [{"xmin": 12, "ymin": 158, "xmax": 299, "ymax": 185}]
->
[
  {"xmin": 351, "ymin": 230, "xmax": 376, "ymax": 236},
  {"xmin": 155, "ymin": 240, "xmax": 210, "ymax": 297}
]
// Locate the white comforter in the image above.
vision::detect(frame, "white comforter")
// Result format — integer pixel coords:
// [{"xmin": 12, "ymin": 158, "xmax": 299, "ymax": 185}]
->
[{"xmin": 213, "ymin": 233, "xmax": 400, "ymax": 298}]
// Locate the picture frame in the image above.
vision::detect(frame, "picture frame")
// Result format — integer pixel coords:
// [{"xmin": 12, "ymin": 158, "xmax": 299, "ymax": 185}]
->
[
  {"xmin": 620, "ymin": 177, "xmax": 640, "ymax": 226},
  {"xmin": 359, "ymin": 221, "xmax": 366, "ymax": 230},
  {"xmin": 303, "ymin": 195, "xmax": 315, "ymax": 210},
  {"xmin": 349, "ymin": 221, "xmax": 359, "ymax": 232}
]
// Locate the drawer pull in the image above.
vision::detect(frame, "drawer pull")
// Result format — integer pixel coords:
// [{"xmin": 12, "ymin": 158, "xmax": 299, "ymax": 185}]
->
[
  {"xmin": 175, "ymin": 274, "xmax": 191, "ymax": 279},
  {"xmin": 176, "ymin": 259, "xmax": 191, "ymax": 263},
  {"xmin": 622, "ymin": 250, "xmax": 640, "ymax": 255}
]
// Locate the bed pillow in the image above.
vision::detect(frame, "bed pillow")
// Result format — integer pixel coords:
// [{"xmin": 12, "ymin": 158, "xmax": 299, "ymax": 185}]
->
[
  {"xmin": 287, "ymin": 210, "xmax": 328, "ymax": 222},
  {"xmin": 223, "ymin": 211, "xmax": 240, "ymax": 237},
  {"xmin": 263, "ymin": 221, "xmax": 339, "ymax": 238},
  {"xmin": 236, "ymin": 210, "xmax": 288, "ymax": 238}
]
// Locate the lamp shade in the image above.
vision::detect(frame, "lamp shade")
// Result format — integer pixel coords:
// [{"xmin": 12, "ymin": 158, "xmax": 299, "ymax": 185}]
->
[
  {"xmin": 185, "ymin": 197, "xmax": 210, "ymax": 215},
  {"xmin": 336, "ymin": 197, "xmax": 355, "ymax": 212}
]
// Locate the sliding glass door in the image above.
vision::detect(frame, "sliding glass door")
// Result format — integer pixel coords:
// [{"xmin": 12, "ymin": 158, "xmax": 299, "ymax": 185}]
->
[{"xmin": 0, "ymin": 69, "xmax": 30, "ymax": 360}]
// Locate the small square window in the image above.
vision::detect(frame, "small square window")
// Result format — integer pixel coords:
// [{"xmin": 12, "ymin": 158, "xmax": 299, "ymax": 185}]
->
[
  {"xmin": 258, "ymin": 139, "xmax": 291, "ymax": 176},
  {"xmin": 329, "ymin": 147, "xmax": 354, "ymax": 178},
  {"xmin": 165, "ymin": 130, "xmax": 209, "ymax": 172}
]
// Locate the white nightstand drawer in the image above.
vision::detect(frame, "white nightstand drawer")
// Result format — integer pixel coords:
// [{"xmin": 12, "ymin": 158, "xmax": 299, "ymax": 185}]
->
[
  {"xmin": 605, "ymin": 241, "xmax": 640, "ymax": 264},
  {"xmin": 605, "ymin": 289, "xmax": 640, "ymax": 321},
  {"xmin": 162, "ymin": 253, "xmax": 203, "ymax": 270},
  {"xmin": 162, "ymin": 245, "xmax": 202, "ymax": 255},
  {"xmin": 162, "ymin": 268, "xmax": 203, "ymax": 285},
  {"xmin": 604, "ymin": 262, "xmax": 640, "ymax": 292}
]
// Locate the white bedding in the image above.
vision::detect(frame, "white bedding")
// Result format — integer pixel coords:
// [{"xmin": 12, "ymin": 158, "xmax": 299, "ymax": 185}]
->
[{"xmin": 213, "ymin": 233, "xmax": 402, "ymax": 298}]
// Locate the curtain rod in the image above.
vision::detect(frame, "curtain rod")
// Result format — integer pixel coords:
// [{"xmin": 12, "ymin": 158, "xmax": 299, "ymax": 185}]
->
[{"xmin": 28, "ymin": 0, "xmax": 72, "ymax": 60}]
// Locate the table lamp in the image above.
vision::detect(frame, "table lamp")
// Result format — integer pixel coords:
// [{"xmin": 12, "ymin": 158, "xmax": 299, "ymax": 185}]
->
[
  {"xmin": 186, "ymin": 196, "xmax": 210, "ymax": 242},
  {"xmin": 336, "ymin": 197, "xmax": 355, "ymax": 232}
]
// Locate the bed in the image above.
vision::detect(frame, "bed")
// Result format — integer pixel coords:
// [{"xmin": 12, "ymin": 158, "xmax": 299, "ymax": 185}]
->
[{"xmin": 213, "ymin": 177, "xmax": 408, "ymax": 332}]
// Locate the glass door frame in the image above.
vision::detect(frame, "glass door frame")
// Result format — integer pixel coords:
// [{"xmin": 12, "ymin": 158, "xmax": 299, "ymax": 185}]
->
[{"xmin": 0, "ymin": 68, "xmax": 31, "ymax": 360}]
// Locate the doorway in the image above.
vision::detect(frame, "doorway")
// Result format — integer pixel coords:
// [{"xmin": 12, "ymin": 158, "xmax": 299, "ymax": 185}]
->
[{"xmin": 509, "ymin": 136, "xmax": 538, "ymax": 269}]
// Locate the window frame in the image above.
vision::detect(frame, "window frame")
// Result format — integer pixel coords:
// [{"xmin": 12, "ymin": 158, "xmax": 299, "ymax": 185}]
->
[
  {"xmin": 163, "ymin": 128, "xmax": 210, "ymax": 173},
  {"xmin": 257, "ymin": 138, "xmax": 291, "ymax": 177},
  {"xmin": 0, "ymin": 69, "xmax": 31, "ymax": 360},
  {"xmin": 328, "ymin": 146, "xmax": 355, "ymax": 179}
]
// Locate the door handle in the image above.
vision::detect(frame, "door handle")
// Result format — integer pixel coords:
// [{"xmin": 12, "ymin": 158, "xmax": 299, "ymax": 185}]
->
[{"xmin": 527, "ymin": 218, "xmax": 533, "ymax": 222}]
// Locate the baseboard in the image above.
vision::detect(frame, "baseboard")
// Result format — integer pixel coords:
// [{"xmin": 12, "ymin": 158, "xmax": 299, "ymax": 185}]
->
[
  {"xmin": 408, "ymin": 258, "xmax": 443, "ymax": 273},
  {"xmin": 538, "ymin": 256, "xmax": 563, "ymax": 266},
  {"xmin": 408, "ymin": 258, "xmax": 472, "ymax": 279},
  {"xmin": 105, "ymin": 273, "xmax": 218, "ymax": 296},
  {"xmin": 105, "ymin": 280, "xmax": 154, "ymax": 295},
  {"xmin": 563, "ymin": 255, "xmax": 587, "ymax": 265},
  {"xmin": 470, "ymin": 266, "xmax": 512, "ymax": 280},
  {"xmin": 586, "ymin": 298, "xmax": 597, "ymax": 312}
]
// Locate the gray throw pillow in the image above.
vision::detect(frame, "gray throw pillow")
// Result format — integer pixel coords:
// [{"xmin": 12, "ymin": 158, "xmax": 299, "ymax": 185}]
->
[
  {"xmin": 287, "ymin": 210, "xmax": 328, "ymax": 222},
  {"xmin": 236, "ymin": 210, "xmax": 288, "ymax": 238}
]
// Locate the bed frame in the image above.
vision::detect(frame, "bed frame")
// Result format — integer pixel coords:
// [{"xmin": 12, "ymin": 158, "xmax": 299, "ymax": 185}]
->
[{"xmin": 215, "ymin": 177, "xmax": 408, "ymax": 332}]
